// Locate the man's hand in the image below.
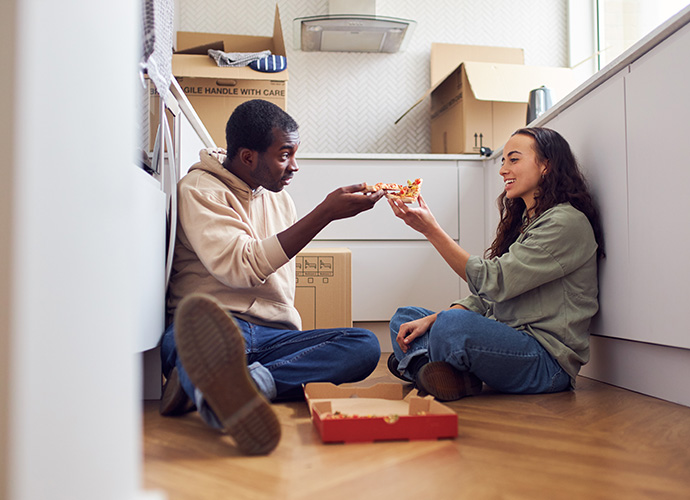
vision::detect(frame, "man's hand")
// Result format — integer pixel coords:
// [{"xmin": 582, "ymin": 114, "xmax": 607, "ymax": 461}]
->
[
  {"xmin": 277, "ymin": 183, "xmax": 384, "ymax": 259},
  {"xmin": 319, "ymin": 183, "xmax": 385, "ymax": 221}
]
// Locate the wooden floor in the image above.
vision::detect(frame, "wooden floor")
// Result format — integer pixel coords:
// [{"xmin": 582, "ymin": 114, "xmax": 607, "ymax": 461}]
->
[{"xmin": 143, "ymin": 355, "xmax": 690, "ymax": 500}]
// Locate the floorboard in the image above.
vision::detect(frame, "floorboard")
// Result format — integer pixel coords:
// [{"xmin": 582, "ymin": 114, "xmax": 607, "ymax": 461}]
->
[{"xmin": 143, "ymin": 355, "xmax": 690, "ymax": 499}]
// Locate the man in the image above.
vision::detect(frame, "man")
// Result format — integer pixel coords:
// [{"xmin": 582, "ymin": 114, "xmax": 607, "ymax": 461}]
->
[{"xmin": 160, "ymin": 99, "xmax": 384, "ymax": 456}]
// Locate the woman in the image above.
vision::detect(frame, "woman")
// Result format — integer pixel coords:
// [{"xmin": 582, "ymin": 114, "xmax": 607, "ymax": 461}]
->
[{"xmin": 387, "ymin": 127, "xmax": 603, "ymax": 401}]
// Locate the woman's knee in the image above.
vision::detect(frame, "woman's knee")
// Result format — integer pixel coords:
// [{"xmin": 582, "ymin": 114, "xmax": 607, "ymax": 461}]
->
[
  {"xmin": 428, "ymin": 309, "xmax": 484, "ymax": 361},
  {"xmin": 390, "ymin": 306, "xmax": 434, "ymax": 337}
]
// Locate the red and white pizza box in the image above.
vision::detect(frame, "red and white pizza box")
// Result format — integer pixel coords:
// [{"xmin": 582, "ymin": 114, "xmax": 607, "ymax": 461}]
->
[{"xmin": 304, "ymin": 382, "xmax": 458, "ymax": 444}]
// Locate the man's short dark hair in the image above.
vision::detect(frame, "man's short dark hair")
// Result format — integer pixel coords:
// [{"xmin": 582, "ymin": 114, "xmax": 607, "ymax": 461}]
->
[{"xmin": 225, "ymin": 99, "xmax": 299, "ymax": 160}]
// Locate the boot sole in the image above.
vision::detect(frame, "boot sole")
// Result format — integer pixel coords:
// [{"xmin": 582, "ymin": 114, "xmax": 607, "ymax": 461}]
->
[{"xmin": 174, "ymin": 294, "xmax": 281, "ymax": 455}]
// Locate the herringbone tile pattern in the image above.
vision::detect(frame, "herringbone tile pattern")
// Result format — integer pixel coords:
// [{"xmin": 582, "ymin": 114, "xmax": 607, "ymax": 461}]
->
[{"xmin": 177, "ymin": 0, "xmax": 569, "ymax": 154}]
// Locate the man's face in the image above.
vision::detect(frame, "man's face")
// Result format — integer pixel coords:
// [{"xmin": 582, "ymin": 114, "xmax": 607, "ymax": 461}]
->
[{"xmin": 251, "ymin": 128, "xmax": 300, "ymax": 193}]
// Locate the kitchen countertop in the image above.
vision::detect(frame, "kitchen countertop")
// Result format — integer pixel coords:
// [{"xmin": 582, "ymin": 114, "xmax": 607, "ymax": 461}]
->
[{"xmin": 296, "ymin": 153, "xmax": 482, "ymax": 161}]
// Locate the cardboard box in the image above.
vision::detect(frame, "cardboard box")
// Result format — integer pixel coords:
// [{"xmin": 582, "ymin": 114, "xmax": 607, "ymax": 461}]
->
[
  {"xmin": 295, "ymin": 248, "xmax": 352, "ymax": 330},
  {"xmin": 149, "ymin": 5, "xmax": 288, "ymax": 149},
  {"xmin": 398, "ymin": 43, "xmax": 576, "ymax": 154},
  {"xmin": 304, "ymin": 383, "xmax": 458, "ymax": 443},
  {"xmin": 429, "ymin": 42, "xmax": 524, "ymax": 86}
]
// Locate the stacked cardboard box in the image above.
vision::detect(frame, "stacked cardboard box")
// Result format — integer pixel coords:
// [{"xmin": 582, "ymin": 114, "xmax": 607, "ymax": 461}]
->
[
  {"xmin": 150, "ymin": 5, "xmax": 288, "ymax": 149},
  {"xmin": 398, "ymin": 43, "xmax": 577, "ymax": 154},
  {"xmin": 295, "ymin": 248, "xmax": 352, "ymax": 330}
]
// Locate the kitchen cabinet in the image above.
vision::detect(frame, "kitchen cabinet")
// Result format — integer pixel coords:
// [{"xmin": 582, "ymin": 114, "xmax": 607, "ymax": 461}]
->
[
  {"xmin": 545, "ymin": 73, "xmax": 630, "ymax": 343},
  {"xmin": 289, "ymin": 157, "xmax": 482, "ymax": 321},
  {"xmin": 306, "ymin": 240, "xmax": 461, "ymax": 321},
  {"xmin": 131, "ymin": 167, "xmax": 167, "ymax": 352},
  {"xmin": 530, "ymin": 7, "xmax": 690, "ymax": 405},
  {"xmin": 625, "ymin": 22, "xmax": 690, "ymax": 349},
  {"xmin": 288, "ymin": 158, "xmax": 459, "ymax": 240}
]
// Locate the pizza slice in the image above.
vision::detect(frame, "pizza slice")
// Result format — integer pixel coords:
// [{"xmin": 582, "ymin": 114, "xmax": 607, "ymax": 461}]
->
[
  {"xmin": 363, "ymin": 178, "xmax": 423, "ymax": 203},
  {"xmin": 385, "ymin": 178, "xmax": 423, "ymax": 204},
  {"xmin": 363, "ymin": 182, "xmax": 401, "ymax": 193}
]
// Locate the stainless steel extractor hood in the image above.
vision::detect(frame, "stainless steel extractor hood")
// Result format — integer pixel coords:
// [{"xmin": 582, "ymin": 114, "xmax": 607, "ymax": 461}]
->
[{"xmin": 293, "ymin": 0, "xmax": 416, "ymax": 53}]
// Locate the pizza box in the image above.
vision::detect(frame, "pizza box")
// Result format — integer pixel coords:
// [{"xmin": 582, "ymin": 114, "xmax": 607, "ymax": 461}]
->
[{"xmin": 304, "ymin": 382, "xmax": 458, "ymax": 443}]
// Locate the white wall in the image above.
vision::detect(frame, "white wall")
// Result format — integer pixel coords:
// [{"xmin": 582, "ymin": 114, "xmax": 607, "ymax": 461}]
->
[
  {"xmin": 1, "ymin": 0, "xmax": 155, "ymax": 499},
  {"xmin": 176, "ymin": 0, "xmax": 570, "ymax": 154}
]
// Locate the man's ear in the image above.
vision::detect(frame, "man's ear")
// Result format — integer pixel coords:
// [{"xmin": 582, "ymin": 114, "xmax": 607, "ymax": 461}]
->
[{"xmin": 238, "ymin": 148, "xmax": 257, "ymax": 169}]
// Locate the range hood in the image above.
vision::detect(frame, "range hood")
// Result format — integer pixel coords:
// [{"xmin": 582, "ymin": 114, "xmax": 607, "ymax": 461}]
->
[{"xmin": 293, "ymin": 0, "xmax": 416, "ymax": 53}]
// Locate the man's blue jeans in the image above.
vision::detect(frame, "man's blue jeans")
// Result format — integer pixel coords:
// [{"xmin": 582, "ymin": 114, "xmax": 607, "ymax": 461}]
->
[
  {"xmin": 161, "ymin": 316, "xmax": 381, "ymax": 403},
  {"xmin": 390, "ymin": 306, "xmax": 571, "ymax": 394}
]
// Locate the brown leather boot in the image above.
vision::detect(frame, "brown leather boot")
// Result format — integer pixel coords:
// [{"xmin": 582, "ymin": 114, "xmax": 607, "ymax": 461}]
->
[
  {"xmin": 415, "ymin": 361, "xmax": 483, "ymax": 401},
  {"xmin": 159, "ymin": 367, "xmax": 196, "ymax": 416}
]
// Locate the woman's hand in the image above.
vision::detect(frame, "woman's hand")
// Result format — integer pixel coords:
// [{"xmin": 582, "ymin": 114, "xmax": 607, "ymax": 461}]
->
[
  {"xmin": 389, "ymin": 193, "xmax": 471, "ymax": 281},
  {"xmin": 387, "ymin": 195, "xmax": 440, "ymax": 237},
  {"xmin": 396, "ymin": 313, "xmax": 438, "ymax": 353}
]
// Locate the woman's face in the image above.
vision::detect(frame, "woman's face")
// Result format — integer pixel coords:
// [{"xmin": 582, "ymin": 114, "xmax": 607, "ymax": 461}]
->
[{"xmin": 499, "ymin": 133, "xmax": 547, "ymax": 212}]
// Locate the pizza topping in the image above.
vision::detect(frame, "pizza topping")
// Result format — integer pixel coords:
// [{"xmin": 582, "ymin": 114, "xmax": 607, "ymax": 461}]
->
[
  {"xmin": 363, "ymin": 182, "xmax": 401, "ymax": 192},
  {"xmin": 364, "ymin": 178, "xmax": 423, "ymax": 203}
]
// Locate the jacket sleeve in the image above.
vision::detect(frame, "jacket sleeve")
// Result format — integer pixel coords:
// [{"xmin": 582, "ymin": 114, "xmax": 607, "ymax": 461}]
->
[
  {"xmin": 466, "ymin": 207, "xmax": 597, "ymax": 302},
  {"xmin": 177, "ymin": 182, "xmax": 291, "ymax": 289}
]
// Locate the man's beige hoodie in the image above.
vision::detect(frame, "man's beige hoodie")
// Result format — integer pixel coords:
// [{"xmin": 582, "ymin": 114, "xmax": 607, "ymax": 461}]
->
[{"xmin": 166, "ymin": 148, "xmax": 302, "ymax": 330}]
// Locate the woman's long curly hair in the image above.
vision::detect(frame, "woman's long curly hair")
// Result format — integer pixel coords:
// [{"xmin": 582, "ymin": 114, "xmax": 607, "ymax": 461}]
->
[{"xmin": 486, "ymin": 127, "xmax": 605, "ymax": 260}]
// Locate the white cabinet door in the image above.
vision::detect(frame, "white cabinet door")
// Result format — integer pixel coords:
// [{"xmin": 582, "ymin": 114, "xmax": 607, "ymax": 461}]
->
[
  {"xmin": 287, "ymin": 159, "xmax": 459, "ymax": 240},
  {"xmin": 625, "ymin": 23, "xmax": 690, "ymax": 349},
  {"xmin": 130, "ymin": 166, "xmax": 166, "ymax": 352},
  {"xmin": 305, "ymin": 240, "xmax": 462, "ymax": 322},
  {"xmin": 544, "ymin": 73, "xmax": 630, "ymax": 342}
]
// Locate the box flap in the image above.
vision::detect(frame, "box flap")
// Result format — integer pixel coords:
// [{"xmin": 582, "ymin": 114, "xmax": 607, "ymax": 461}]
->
[
  {"xmin": 396, "ymin": 60, "xmax": 575, "ymax": 124},
  {"xmin": 430, "ymin": 42, "xmax": 524, "ymax": 87},
  {"xmin": 304, "ymin": 382, "xmax": 404, "ymax": 417},
  {"xmin": 177, "ymin": 6, "xmax": 285, "ymax": 54},
  {"xmin": 175, "ymin": 40, "xmax": 224, "ymax": 55},
  {"xmin": 463, "ymin": 61, "xmax": 575, "ymax": 103},
  {"xmin": 173, "ymin": 5, "xmax": 287, "ymax": 81},
  {"xmin": 304, "ymin": 382, "xmax": 403, "ymax": 400},
  {"xmin": 271, "ymin": 4, "xmax": 286, "ymax": 57},
  {"xmin": 398, "ymin": 44, "xmax": 524, "ymax": 124},
  {"xmin": 177, "ymin": 32, "xmax": 275, "ymax": 53},
  {"xmin": 394, "ymin": 78, "xmax": 445, "ymax": 124}
]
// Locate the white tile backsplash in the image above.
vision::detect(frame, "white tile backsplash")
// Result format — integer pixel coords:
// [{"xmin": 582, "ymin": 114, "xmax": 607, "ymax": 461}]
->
[{"xmin": 177, "ymin": 0, "xmax": 568, "ymax": 154}]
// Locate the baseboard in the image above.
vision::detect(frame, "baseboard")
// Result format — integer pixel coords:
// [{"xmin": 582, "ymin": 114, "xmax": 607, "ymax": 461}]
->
[{"xmin": 580, "ymin": 334, "xmax": 690, "ymax": 407}]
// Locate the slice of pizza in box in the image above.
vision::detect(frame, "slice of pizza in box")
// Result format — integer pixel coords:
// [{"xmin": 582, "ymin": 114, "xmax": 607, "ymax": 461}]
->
[{"xmin": 304, "ymin": 382, "xmax": 458, "ymax": 443}]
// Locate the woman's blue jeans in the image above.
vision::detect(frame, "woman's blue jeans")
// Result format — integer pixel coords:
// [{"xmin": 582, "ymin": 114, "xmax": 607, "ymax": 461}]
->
[
  {"xmin": 161, "ymin": 316, "xmax": 381, "ymax": 403},
  {"xmin": 390, "ymin": 306, "xmax": 571, "ymax": 394}
]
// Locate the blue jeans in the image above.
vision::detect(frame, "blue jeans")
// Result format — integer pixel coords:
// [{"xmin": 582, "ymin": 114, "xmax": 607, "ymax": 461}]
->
[
  {"xmin": 390, "ymin": 306, "xmax": 571, "ymax": 394},
  {"xmin": 161, "ymin": 316, "xmax": 381, "ymax": 402}
]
